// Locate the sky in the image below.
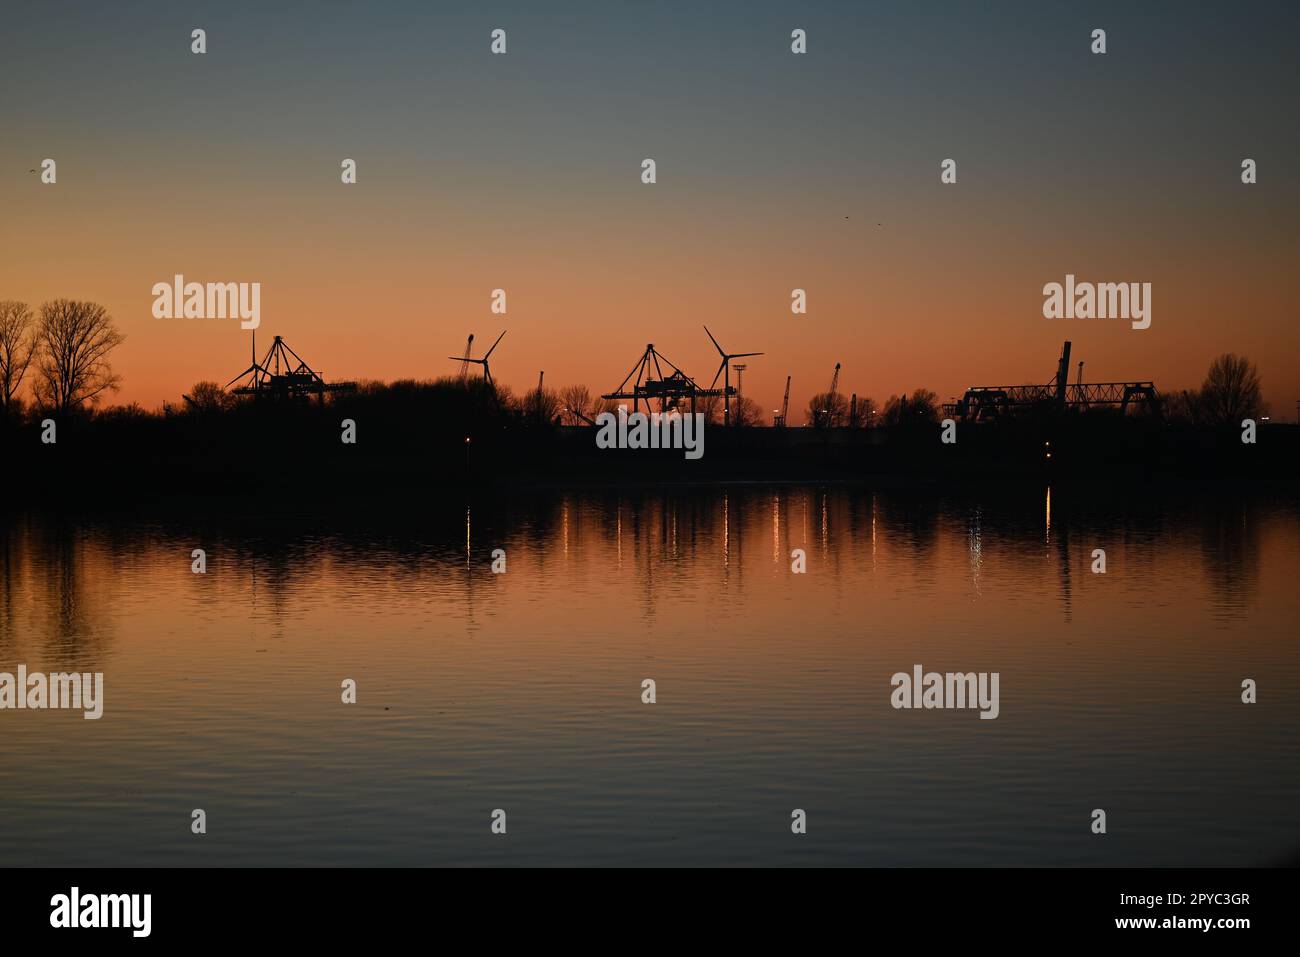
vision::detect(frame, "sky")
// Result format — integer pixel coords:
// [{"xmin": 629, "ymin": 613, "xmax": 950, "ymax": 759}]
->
[{"xmin": 2, "ymin": 0, "xmax": 1298, "ymax": 419}]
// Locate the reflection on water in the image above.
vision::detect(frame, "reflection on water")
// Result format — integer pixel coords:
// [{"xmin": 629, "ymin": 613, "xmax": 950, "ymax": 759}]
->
[
  {"xmin": 1201, "ymin": 503, "xmax": 1263, "ymax": 621},
  {"xmin": 0, "ymin": 484, "xmax": 1298, "ymax": 866}
]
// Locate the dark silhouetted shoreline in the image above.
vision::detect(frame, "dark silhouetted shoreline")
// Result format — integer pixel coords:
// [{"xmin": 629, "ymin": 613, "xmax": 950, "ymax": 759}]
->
[{"xmin": 4, "ymin": 384, "xmax": 1297, "ymax": 503}]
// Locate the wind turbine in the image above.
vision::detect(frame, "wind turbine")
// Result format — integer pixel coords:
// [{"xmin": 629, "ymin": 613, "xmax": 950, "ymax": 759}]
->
[
  {"xmin": 449, "ymin": 330, "xmax": 506, "ymax": 385},
  {"xmin": 704, "ymin": 325, "xmax": 763, "ymax": 427},
  {"xmin": 224, "ymin": 329, "xmax": 267, "ymax": 390}
]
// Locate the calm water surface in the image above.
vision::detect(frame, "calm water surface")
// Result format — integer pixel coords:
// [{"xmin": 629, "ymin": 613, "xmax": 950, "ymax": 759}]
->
[{"xmin": 1, "ymin": 484, "xmax": 1297, "ymax": 866}]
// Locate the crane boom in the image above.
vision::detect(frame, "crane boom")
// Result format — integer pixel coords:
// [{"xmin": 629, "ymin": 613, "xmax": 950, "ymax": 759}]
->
[
  {"xmin": 775, "ymin": 375, "xmax": 791, "ymax": 426},
  {"xmin": 458, "ymin": 335, "xmax": 474, "ymax": 379},
  {"xmin": 813, "ymin": 363, "xmax": 842, "ymax": 428}
]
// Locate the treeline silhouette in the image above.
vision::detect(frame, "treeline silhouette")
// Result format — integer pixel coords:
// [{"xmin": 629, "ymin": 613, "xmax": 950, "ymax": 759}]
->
[
  {"xmin": 3, "ymin": 374, "xmax": 1295, "ymax": 500},
  {"xmin": 2, "ymin": 298, "xmax": 1295, "ymax": 498}
]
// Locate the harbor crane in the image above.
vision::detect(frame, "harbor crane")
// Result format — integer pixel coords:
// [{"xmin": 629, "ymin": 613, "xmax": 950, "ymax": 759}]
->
[
  {"xmin": 774, "ymin": 375, "xmax": 791, "ymax": 427},
  {"xmin": 449, "ymin": 330, "xmax": 507, "ymax": 385},
  {"xmin": 813, "ymin": 362, "xmax": 841, "ymax": 428},
  {"xmin": 943, "ymin": 341, "xmax": 1159, "ymax": 420},
  {"xmin": 456, "ymin": 335, "xmax": 474, "ymax": 379},
  {"xmin": 603, "ymin": 343, "xmax": 706, "ymax": 414},
  {"xmin": 224, "ymin": 332, "xmax": 356, "ymax": 401}
]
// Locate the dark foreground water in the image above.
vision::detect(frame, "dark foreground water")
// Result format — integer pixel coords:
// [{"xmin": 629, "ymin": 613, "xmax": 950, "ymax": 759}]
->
[{"xmin": 1, "ymin": 483, "xmax": 1297, "ymax": 866}]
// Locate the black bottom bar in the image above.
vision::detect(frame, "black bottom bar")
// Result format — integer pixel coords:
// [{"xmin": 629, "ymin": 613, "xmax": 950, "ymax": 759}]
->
[{"xmin": 0, "ymin": 867, "xmax": 1286, "ymax": 943}]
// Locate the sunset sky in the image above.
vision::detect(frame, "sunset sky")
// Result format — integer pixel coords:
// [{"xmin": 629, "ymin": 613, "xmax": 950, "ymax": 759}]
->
[{"xmin": 3, "ymin": 1, "xmax": 1297, "ymax": 418}]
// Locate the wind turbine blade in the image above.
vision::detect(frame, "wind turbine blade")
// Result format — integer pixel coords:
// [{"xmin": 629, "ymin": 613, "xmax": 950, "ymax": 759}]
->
[
  {"xmin": 225, "ymin": 366, "xmax": 257, "ymax": 388},
  {"xmin": 709, "ymin": 360, "xmax": 725, "ymax": 390},
  {"xmin": 703, "ymin": 325, "xmax": 725, "ymax": 357},
  {"xmin": 485, "ymin": 329, "xmax": 507, "ymax": 359},
  {"xmin": 734, "ymin": 352, "xmax": 764, "ymax": 358}
]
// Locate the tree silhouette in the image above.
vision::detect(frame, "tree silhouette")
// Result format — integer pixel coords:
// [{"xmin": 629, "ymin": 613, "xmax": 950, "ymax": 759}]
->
[
  {"xmin": 1160, "ymin": 388, "xmax": 1204, "ymax": 426},
  {"xmin": 848, "ymin": 395, "xmax": 877, "ymax": 428},
  {"xmin": 32, "ymin": 299, "xmax": 125, "ymax": 414},
  {"xmin": 728, "ymin": 394, "xmax": 764, "ymax": 428},
  {"xmin": 1199, "ymin": 353, "xmax": 1264, "ymax": 425},
  {"xmin": 520, "ymin": 381, "xmax": 560, "ymax": 424},
  {"xmin": 185, "ymin": 380, "xmax": 234, "ymax": 413},
  {"xmin": 558, "ymin": 384, "xmax": 594, "ymax": 425},
  {"xmin": 881, "ymin": 389, "xmax": 940, "ymax": 428},
  {"xmin": 807, "ymin": 391, "xmax": 849, "ymax": 428},
  {"xmin": 0, "ymin": 300, "xmax": 37, "ymax": 414},
  {"xmin": 695, "ymin": 393, "xmax": 723, "ymax": 424}
]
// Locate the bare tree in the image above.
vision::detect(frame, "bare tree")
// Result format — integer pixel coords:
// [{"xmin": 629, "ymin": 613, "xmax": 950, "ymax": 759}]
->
[
  {"xmin": 910, "ymin": 388, "xmax": 940, "ymax": 424},
  {"xmin": 848, "ymin": 395, "xmax": 877, "ymax": 428},
  {"xmin": 521, "ymin": 384, "xmax": 561, "ymax": 425},
  {"xmin": 1160, "ymin": 388, "xmax": 1203, "ymax": 426},
  {"xmin": 729, "ymin": 394, "xmax": 764, "ymax": 428},
  {"xmin": 1199, "ymin": 353, "xmax": 1264, "ymax": 425},
  {"xmin": 184, "ymin": 380, "xmax": 234, "ymax": 413},
  {"xmin": 0, "ymin": 300, "xmax": 37, "ymax": 414},
  {"xmin": 881, "ymin": 389, "xmax": 940, "ymax": 428},
  {"xmin": 558, "ymin": 384, "xmax": 594, "ymax": 425},
  {"xmin": 695, "ymin": 393, "xmax": 723, "ymax": 424},
  {"xmin": 32, "ymin": 299, "xmax": 125, "ymax": 414},
  {"xmin": 807, "ymin": 391, "xmax": 849, "ymax": 428}
]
